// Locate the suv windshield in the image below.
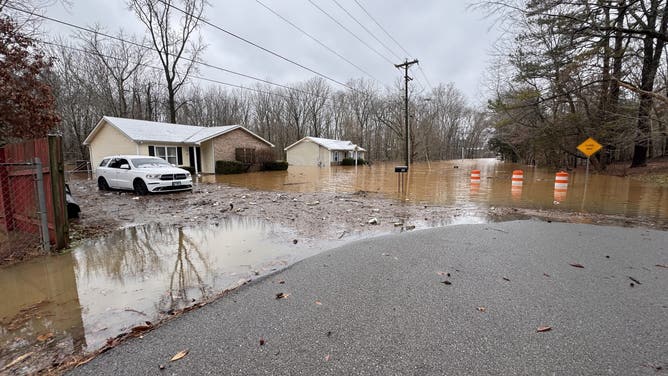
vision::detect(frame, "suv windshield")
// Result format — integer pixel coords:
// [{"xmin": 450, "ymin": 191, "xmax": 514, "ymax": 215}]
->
[{"xmin": 132, "ymin": 158, "xmax": 171, "ymax": 168}]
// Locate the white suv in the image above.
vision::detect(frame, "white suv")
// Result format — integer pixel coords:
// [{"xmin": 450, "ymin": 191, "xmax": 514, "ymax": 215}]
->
[{"xmin": 97, "ymin": 155, "xmax": 193, "ymax": 194}]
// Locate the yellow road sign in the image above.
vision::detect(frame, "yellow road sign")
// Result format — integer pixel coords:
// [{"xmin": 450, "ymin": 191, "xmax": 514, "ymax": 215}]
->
[{"xmin": 577, "ymin": 137, "xmax": 602, "ymax": 157}]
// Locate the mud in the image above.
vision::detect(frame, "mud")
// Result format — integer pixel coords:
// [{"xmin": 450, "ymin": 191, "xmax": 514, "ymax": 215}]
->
[{"xmin": 66, "ymin": 178, "xmax": 667, "ymax": 251}]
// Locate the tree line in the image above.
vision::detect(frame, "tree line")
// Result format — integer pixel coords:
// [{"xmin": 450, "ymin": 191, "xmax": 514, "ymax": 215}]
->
[{"xmin": 477, "ymin": 0, "xmax": 668, "ymax": 168}]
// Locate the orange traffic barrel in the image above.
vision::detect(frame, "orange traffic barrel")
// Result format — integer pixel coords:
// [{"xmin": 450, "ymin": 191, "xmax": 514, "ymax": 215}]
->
[
  {"xmin": 554, "ymin": 171, "xmax": 569, "ymax": 189},
  {"xmin": 553, "ymin": 171, "xmax": 569, "ymax": 203},
  {"xmin": 470, "ymin": 170, "xmax": 481, "ymax": 184},
  {"xmin": 511, "ymin": 170, "xmax": 524, "ymax": 186}
]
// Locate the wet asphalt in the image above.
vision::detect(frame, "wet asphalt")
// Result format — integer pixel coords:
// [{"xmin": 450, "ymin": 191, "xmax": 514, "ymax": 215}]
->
[{"xmin": 69, "ymin": 220, "xmax": 668, "ymax": 375}]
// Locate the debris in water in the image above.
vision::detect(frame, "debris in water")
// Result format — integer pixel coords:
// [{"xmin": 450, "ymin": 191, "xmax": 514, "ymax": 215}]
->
[
  {"xmin": 502, "ymin": 277, "xmax": 510, "ymax": 282},
  {"xmin": 476, "ymin": 307, "xmax": 486, "ymax": 312},
  {"xmin": 306, "ymin": 201, "xmax": 320, "ymax": 206},
  {"xmin": 441, "ymin": 280, "xmax": 452, "ymax": 285},
  {"xmin": 368, "ymin": 217, "xmax": 379, "ymax": 225},
  {"xmin": 259, "ymin": 338, "xmax": 266, "ymax": 346},
  {"xmin": 275, "ymin": 292, "xmax": 290, "ymax": 299},
  {"xmin": 536, "ymin": 326, "xmax": 552, "ymax": 332},
  {"xmin": 569, "ymin": 263, "xmax": 585, "ymax": 268},
  {"xmin": 628, "ymin": 276, "xmax": 641, "ymax": 285}
]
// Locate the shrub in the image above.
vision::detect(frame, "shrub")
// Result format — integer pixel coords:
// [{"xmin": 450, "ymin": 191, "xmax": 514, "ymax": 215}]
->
[
  {"xmin": 262, "ymin": 160, "xmax": 289, "ymax": 171},
  {"xmin": 341, "ymin": 157, "xmax": 366, "ymax": 166},
  {"xmin": 215, "ymin": 160, "xmax": 249, "ymax": 174}
]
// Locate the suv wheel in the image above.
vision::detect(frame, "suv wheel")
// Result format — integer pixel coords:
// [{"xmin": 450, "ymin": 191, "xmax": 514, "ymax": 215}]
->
[
  {"xmin": 133, "ymin": 179, "xmax": 149, "ymax": 195},
  {"xmin": 98, "ymin": 177, "xmax": 109, "ymax": 191}
]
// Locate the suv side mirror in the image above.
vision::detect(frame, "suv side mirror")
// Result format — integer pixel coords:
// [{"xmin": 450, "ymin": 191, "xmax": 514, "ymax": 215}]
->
[{"xmin": 120, "ymin": 163, "xmax": 130, "ymax": 170}]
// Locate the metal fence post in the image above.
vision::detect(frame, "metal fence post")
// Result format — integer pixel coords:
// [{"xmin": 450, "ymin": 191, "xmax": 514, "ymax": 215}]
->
[{"xmin": 34, "ymin": 157, "xmax": 50, "ymax": 252}]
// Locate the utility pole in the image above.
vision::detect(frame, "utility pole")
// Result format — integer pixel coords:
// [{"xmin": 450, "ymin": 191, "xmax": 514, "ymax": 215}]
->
[{"xmin": 395, "ymin": 59, "xmax": 419, "ymax": 169}]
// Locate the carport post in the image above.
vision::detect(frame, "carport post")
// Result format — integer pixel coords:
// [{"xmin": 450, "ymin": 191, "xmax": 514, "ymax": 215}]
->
[{"xmin": 34, "ymin": 157, "xmax": 50, "ymax": 252}]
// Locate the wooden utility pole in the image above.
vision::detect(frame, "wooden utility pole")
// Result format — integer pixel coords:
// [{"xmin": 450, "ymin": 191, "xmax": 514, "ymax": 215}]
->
[{"xmin": 395, "ymin": 59, "xmax": 419, "ymax": 169}]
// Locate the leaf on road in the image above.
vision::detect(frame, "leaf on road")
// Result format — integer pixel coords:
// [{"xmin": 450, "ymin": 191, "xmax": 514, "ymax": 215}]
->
[
  {"xmin": 569, "ymin": 263, "xmax": 585, "ymax": 268},
  {"xmin": 170, "ymin": 349, "xmax": 189, "ymax": 362},
  {"xmin": 1, "ymin": 352, "xmax": 34, "ymax": 371},
  {"xmin": 476, "ymin": 307, "xmax": 486, "ymax": 312},
  {"xmin": 441, "ymin": 280, "xmax": 452, "ymax": 285},
  {"xmin": 36, "ymin": 332, "xmax": 53, "ymax": 342},
  {"xmin": 275, "ymin": 292, "xmax": 290, "ymax": 299},
  {"xmin": 536, "ymin": 326, "xmax": 552, "ymax": 332},
  {"xmin": 502, "ymin": 277, "xmax": 510, "ymax": 282}
]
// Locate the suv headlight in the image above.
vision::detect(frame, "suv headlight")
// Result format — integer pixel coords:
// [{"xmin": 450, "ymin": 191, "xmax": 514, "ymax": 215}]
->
[
  {"xmin": 145, "ymin": 174, "xmax": 161, "ymax": 179},
  {"xmin": 185, "ymin": 172, "xmax": 191, "ymax": 178}
]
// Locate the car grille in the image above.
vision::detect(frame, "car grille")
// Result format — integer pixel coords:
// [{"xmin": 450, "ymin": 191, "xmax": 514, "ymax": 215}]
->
[{"xmin": 159, "ymin": 173, "xmax": 187, "ymax": 181}]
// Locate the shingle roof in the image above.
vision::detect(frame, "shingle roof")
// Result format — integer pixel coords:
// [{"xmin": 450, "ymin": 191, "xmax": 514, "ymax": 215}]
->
[
  {"xmin": 83, "ymin": 116, "xmax": 274, "ymax": 146},
  {"xmin": 284, "ymin": 136, "xmax": 366, "ymax": 152}
]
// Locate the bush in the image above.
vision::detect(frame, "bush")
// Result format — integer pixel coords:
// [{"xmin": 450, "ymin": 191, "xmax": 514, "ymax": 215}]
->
[
  {"xmin": 215, "ymin": 160, "xmax": 250, "ymax": 174},
  {"xmin": 341, "ymin": 157, "xmax": 366, "ymax": 166},
  {"xmin": 262, "ymin": 160, "xmax": 289, "ymax": 171}
]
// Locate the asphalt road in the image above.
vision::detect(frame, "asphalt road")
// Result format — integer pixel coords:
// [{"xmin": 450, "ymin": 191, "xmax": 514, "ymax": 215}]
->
[{"xmin": 70, "ymin": 220, "xmax": 668, "ymax": 375}]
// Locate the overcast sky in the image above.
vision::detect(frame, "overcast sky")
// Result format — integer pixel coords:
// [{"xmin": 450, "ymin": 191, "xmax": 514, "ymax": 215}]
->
[{"xmin": 43, "ymin": 1, "xmax": 501, "ymax": 105}]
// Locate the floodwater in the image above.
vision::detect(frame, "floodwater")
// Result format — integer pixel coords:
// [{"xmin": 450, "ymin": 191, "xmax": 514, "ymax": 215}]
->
[
  {"xmin": 0, "ymin": 218, "xmax": 319, "ymax": 372},
  {"xmin": 206, "ymin": 159, "xmax": 668, "ymax": 221}
]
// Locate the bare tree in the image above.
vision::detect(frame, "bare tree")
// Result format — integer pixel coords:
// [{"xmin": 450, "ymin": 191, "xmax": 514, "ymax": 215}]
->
[{"xmin": 128, "ymin": 0, "xmax": 206, "ymax": 123}]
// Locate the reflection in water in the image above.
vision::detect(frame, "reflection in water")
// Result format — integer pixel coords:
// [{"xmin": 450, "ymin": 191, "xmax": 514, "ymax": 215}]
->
[
  {"xmin": 0, "ymin": 254, "xmax": 85, "ymax": 372},
  {"xmin": 0, "ymin": 218, "xmax": 301, "ymax": 371},
  {"xmin": 205, "ymin": 159, "xmax": 668, "ymax": 221}
]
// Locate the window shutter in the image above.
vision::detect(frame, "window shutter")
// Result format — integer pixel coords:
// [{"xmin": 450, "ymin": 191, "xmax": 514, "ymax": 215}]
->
[
  {"xmin": 177, "ymin": 147, "xmax": 183, "ymax": 165},
  {"xmin": 148, "ymin": 146, "xmax": 155, "ymax": 156}
]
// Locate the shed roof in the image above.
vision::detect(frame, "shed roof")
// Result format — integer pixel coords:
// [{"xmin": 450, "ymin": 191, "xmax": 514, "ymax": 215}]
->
[
  {"xmin": 284, "ymin": 136, "xmax": 366, "ymax": 152},
  {"xmin": 83, "ymin": 116, "xmax": 274, "ymax": 147}
]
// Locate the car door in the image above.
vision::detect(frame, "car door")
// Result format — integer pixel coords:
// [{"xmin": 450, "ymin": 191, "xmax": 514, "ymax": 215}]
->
[{"xmin": 115, "ymin": 158, "xmax": 133, "ymax": 190}]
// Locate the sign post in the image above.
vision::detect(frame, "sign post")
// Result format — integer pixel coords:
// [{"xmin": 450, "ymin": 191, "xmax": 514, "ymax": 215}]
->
[
  {"xmin": 576, "ymin": 137, "xmax": 603, "ymax": 181},
  {"xmin": 576, "ymin": 137, "xmax": 602, "ymax": 210}
]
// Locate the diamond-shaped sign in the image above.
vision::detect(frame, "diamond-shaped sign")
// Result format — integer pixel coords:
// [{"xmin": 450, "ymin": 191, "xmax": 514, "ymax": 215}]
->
[{"xmin": 577, "ymin": 137, "xmax": 602, "ymax": 157}]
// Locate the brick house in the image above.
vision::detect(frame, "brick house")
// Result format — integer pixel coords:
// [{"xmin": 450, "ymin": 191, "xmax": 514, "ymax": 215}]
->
[{"xmin": 83, "ymin": 116, "xmax": 274, "ymax": 174}]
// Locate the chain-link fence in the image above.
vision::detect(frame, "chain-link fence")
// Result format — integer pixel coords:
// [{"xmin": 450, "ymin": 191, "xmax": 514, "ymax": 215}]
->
[{"xmin": 0, "ymin": 159, "xmax": 50, "ymax": 261}]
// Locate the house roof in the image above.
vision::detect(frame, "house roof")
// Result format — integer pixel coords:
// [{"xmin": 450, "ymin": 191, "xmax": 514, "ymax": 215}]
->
[
  {"xmin": 83, "ymin": 116, "xmax": 274, "ymax": 147},
  {"xmin": 284, "ymin": 136, "xmax": 366, "ymax": 152}
]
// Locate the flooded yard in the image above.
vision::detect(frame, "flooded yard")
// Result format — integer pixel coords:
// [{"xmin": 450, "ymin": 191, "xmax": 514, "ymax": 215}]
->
[{"xmin": 206, "ymin": 159, "xmax": 668, "ymax": 221}]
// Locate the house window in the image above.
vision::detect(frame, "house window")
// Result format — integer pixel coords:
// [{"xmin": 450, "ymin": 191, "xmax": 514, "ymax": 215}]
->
[
  {"xmin": 149, "ymin": 145, "xmax": 181, "ymax": 165},
  {"xmin": 333, "ymin": 151, "xmax": 340, "ymax": 162}
]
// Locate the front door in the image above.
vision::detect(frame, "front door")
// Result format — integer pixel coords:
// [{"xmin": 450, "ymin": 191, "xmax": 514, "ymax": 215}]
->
[{"xmin": 189, "ymin": 146, "xmax": 202, "ymax": 173}]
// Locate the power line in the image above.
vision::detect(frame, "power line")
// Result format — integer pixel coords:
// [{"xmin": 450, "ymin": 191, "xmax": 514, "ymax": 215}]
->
[
  {"xmin": 352, "ymin": 0, "xmax": 411, "ymax": 57},
  {"xmin": 43, "ymin": 40, "xmax": 293, "ymax": 100},
  {"xmin": 306, "ymin": 0, "xmax": 395, "ymax": 66},
  {"xmin": 330, "ymin": 0, "xmax": 402, "ymax": 61},
  {"xmin": 156, "ymin": 0, "xmax": 356, "ymax": 91},
  {"xmin": 6, "ymin": 4, "xmax": 329, "ymax": 99},
  {"xmin": 254, "ymin": 0, "xmax": 384, "ymax": 85},
  {"xmin": 351, "ymin": 0, "xmax": 435, "ymax": 92}
]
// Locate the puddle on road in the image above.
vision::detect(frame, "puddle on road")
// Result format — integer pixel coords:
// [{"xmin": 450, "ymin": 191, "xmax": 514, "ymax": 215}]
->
[
  {"xmin": 0, "ymin": 218, "xmax": 316, "ymax": 372},
  {"xmin": 205, "ymin": 159, "xmax": 668, "ymax": 222}
]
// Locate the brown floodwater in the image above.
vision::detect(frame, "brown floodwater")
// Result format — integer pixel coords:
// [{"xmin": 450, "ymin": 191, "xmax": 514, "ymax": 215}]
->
[
  {"xmin": 0, "ymin": 218, "xmax": 324, "ymax": 373},
  {"xmin": 205, "ymin": 159, "xmax": 668, "ymax": 221}
]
